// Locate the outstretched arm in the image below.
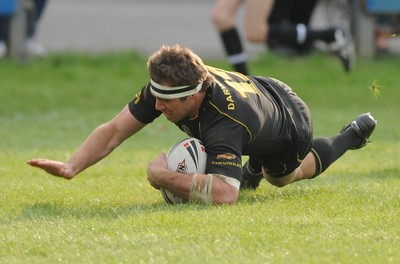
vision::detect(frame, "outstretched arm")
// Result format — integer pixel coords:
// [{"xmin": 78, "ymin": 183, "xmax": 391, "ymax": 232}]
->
[{"xmin": 27, "ymin": 105, "xmax": 146, "ymax": 179}]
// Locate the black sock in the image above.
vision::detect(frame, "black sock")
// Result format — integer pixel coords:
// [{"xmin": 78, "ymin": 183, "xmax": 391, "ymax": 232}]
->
[
  {"xmin": 269, "ymin": 24, "xmax": 337, "ymax": 49},
  {"xmin": 248, "ymin": 157, "xmax": 262, "ymax": 174},
  {"xmin": 220, "ymin": 28, "xmax": 249, "ymax": 75},
  {"xmin": 268, "ymin": 24, "xmax": 298, "ymax": 47},
  {"xmin": 311, "ymin": 129, "xmax": 362, "ymax": 176},
  {"xmin": 306, "ymin": 28, "xmax": 336, "ymax": 44}
]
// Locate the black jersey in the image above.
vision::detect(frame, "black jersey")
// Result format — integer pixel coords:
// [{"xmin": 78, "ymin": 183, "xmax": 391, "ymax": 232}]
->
[{"xmin": 128, "ymin": 66, "xmax": 312, "ymax": 181}]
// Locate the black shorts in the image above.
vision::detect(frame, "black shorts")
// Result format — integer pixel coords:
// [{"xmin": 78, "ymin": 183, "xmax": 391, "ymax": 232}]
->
[
  {"xmin": 251, "ymin": 87, "xmax": 313, "ymax": 178},
  {"xmin": 268, "ymin": 0, "xmax": 317, "ymax": 25}
]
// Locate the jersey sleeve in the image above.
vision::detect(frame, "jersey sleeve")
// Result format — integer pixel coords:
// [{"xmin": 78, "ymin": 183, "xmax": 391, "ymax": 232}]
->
[
  {"xmin": 128, "ymin": 84, "xmax": 161, "ymax": 124},
  {"xmin": 202, "ymin": 118, "xmax": 247, "ymax": 181}
]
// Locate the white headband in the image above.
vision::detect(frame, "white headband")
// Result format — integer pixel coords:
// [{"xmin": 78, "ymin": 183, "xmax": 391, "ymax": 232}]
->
[{"xmin": 150, "ymin": 79, "xmax": 203, "ymax": 99}]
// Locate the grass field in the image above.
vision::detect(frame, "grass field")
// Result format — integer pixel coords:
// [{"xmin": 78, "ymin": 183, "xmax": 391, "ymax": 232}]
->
[{"xmin": 0, "ymin": 51, "xmax": 399, "ymax": 263}]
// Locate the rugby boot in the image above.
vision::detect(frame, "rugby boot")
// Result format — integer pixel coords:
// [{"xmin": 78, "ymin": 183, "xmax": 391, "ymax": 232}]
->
[
  {"xmin": 340, "ymin": 112, "xmax": 377, "ymax": 149},
  {"xmin": 240, "ymin": 161, "xmax": 263, "ymax": 190}
]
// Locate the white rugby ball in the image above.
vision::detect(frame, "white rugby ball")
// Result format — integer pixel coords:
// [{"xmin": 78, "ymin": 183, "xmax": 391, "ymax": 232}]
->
[{"xmin": 160, "ymin": 138, "xmax": 207, "ymax": 204}]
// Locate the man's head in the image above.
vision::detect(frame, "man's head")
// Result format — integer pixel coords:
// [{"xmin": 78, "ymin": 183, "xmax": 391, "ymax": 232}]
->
[
  {"xmin": 147, "ymin": 45, "xmax": 214, "ymax": 99},
  {"xmin": 147, "ymin": 45, "xmax": 214, "ymax": 123}
]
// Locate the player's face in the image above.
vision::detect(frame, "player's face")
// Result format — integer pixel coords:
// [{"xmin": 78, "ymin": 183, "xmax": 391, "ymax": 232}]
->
[{"xmin": 155, "ymin": 97, "xmax": 196, "ymax": 123}]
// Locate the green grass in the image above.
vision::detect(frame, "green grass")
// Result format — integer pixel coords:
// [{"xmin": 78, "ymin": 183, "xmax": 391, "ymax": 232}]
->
[{"xmin": 0, "ymin": 51, "xmax": 399, "ymax": 263}]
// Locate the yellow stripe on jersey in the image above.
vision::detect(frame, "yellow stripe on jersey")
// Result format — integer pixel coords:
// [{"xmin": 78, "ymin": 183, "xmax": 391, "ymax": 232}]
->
[
  {"xmin": 208, "ymin": 100, "xmax": 253, "ymax": 143},
  {"xmin": 206, "ymin": 66, "xmax": 259, "ymax": 98}
]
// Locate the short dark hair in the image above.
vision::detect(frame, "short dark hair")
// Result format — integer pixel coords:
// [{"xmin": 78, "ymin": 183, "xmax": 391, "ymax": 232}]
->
[{"xmin": 147, "ymin": 45, "xmax": 214, "ymax": 90}]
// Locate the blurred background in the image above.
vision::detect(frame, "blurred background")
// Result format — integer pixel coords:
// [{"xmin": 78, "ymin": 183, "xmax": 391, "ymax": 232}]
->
[{"xmin": 1, "ymin": 0, "xmax": 400, "ymax": 59}]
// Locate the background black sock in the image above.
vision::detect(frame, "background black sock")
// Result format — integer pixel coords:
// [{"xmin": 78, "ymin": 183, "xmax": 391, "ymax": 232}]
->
[
  {"xmin": 306, "ymin": 28, "xmax": 336, "ymax": 44},
  {"xmin": 268, "ymin": 24, "xmax": 298, "ymax": 47},
  {"xmin": 220, "ymin": 28, "xmax": 249, "ymax": 75}
]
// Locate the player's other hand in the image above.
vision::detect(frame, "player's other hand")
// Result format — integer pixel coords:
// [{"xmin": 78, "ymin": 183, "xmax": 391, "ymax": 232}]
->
[
  {"xmin": 27, "ymin": 159, "xmax": 75, "ymax": 179},
  {"xmin": 147, "ymin": 153, "xmax": 168, "ymax": 189}
]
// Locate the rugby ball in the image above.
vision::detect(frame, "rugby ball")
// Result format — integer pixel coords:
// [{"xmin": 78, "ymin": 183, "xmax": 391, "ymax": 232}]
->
[{"xmin": 160, "ymin": 138, "xmax": 207, "ymax": 204}]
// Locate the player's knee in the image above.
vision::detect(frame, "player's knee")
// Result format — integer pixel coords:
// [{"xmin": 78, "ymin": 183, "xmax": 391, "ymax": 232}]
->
[
  {"xmin": 211, "ymin": 8, "xmax": 234, "ymax": 29},
  {"xmin": 262, "ymin": 169, "xmax": 296, "ymax": 187},
  {"xmin": 245, "ymin": 28, "xmax": 267, "ymax": 43},
  {"xmin": 245, "ymin": 32, "xmax": 259, "ymax": 43},
  {"xmin": 265, "ymin": 177, "xmax": 289, "ymax": 188}
]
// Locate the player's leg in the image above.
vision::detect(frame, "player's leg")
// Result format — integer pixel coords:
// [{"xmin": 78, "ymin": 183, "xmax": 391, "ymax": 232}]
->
[
  {"xmin": 0, "ymin": 17, "xmax": 6, "ymax": 57},
  {"xmin": 264, "ymin": 113, "xmax": 378, "ymax": 187},
  {"xmin": 267, "ymin": 0, "xmax": 320, "ymax": 53},
  {"xmin": 244, "ymin": 0, "xmax": 274, "ymax": 43},
  {"xmin": 311, "ymin": 112, "xmax": 377, "ymax": 175},
  {"xmin": 211, "ymin": 0, "xmax": 249, "ymax": 74},
  {"xmin": 263, "ymin": 152, "xmax": 316, "ymax": 187},
  {"xmin": 26, "ymin": 0, "xmax": 48, "ymax": 57},
  {"xmin": 240, "ymin": 157, "xmax": 264, "ymax": 189},
  {"xmin": 269, "ymin": 0, "xmax": 354, "ymax": 71}
]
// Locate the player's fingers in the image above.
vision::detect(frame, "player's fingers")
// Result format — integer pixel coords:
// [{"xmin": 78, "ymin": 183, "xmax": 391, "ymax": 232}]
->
[
  {"xmin": 26, "ymin": 159, "xmax": 45, "ymax": 166},
  {"xmin": 27, "ymin": 159, "xmax": 67, "ymax": 176},
  {"xmin": 27, "ymin": 159, "xmax": 76, "ymax": 180},
  {"xmin": 27, "ymin": 159, "xmax": 58, "ymax": 168}
]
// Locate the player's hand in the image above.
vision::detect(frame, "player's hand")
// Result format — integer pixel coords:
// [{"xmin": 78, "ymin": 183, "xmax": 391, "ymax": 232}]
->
[
  {"xmin": 27, "ymin": 159, "xmax": 75, "ymax": 179},
  {"xmin": 147, "ymin": 153, "xmax": 168, "ymax": 189}
]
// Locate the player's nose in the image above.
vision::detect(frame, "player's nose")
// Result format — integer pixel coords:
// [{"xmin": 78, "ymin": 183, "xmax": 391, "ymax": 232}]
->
[{"xmin": 154, "ymin": 98, "xmax": 163, "ymax": 110}]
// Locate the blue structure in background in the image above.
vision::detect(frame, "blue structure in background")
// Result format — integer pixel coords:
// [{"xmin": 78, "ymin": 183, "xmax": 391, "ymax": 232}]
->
[
  {"xmin": 0, "ymin": 0, "xmax": 18, "ymax": 15},
  {"xmin": 366, "ymin": 0, "xmax": 400, "ymax": 13}
]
